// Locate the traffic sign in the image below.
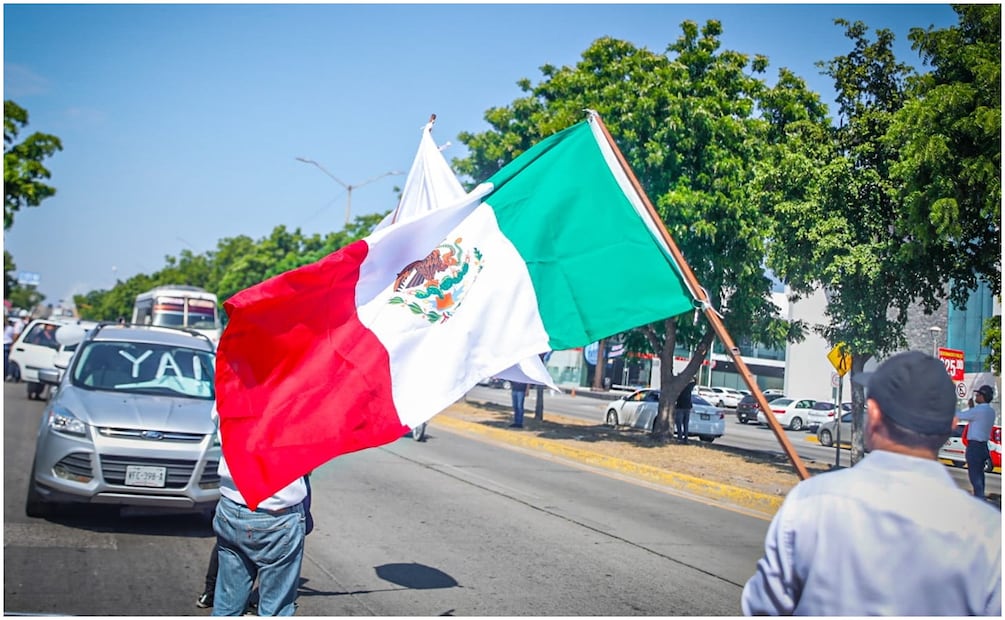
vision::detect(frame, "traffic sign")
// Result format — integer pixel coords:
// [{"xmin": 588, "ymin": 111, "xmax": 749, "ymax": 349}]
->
[
  {"xmin": 830, "ymin": 372, "xmax": 841, "ymax": 388},
  {"xmin": 827, "ymin": 343, "xmax": 852, "ymax": 377},
  {"xmin": 956, "ymin": 382, "xmax": 968, "ymax": 399},
  {"xmin": 937, "ymin": 347, "xmax": 965, "ymax": 382}
]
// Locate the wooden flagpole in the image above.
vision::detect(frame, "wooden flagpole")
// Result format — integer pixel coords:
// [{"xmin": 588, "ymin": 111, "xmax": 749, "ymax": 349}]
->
[{"xmin": 591, "ymin": 112, "xmax": 811, "ymax": 481}]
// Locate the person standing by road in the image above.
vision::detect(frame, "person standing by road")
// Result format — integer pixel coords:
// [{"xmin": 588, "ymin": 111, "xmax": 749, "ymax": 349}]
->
[
  {"xmin": 673, "ymin": 379, "xmax": 695, "ymax": 444},
  {"xmin": 211, "ymin": 407, "xmax": 307, "ymax": 616},
  {"xmin": 4, "ymin": 318, "xmax": 15, "ymax": 380},
  {"xmin": 957, "ymin": 384, "xmax": 997, "ymax": 500},
  {"xmin": 509, "ymin": 380, "xmax": 528, "ymax": 428},
  {"xmin": 742, "ymin": 351, "xmax": 1001, "ymax": 615}
]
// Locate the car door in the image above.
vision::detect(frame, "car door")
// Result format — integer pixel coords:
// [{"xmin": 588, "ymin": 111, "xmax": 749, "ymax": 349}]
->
[
  {"xmin": 617, "ymin": 390, "xmax": 648, "ymax": 426},
  {"xmin": 626, "ymin": 389, "xmax": 660, "ymax": 428},
  {"xmin": 9, "ymin": 320, "xmax": 62, "ymax": 382}
]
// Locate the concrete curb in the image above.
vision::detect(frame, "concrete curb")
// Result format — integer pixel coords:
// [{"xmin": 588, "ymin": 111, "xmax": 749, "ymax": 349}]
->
[{"xmin": 431, "ymin": 411, "xmax": 783, "ymax": 519}]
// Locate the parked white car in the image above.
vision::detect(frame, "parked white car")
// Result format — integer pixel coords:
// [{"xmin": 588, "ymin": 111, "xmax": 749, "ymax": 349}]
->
[
  {"xmin": 806, "ymin": 402, "xmax": 851, "ymax": 431},
  {"xmin": 695, "ymin": 386, "xmax": 743, "ymax": 408},
  {"xmin": 756, "ymin": 397, "xmax": 818, "ymax": 431},
  {"xmin": 604, "ymin": 389, "xmax": 726, "ymax": 442}
]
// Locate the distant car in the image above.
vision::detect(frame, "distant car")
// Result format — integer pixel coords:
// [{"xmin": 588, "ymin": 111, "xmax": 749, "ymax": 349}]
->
[
  {"xmin": 735, "ymin": 392, "xmax": 786, "ymax": 424},
  {"xmin": 707, "ymin": 386, "xmax": 743, "ymax": 408},
  {"xmin": 756, "ymin": 398, "xmax": 817, "ymax": 431},
  {"xmin": 26, "ymin": 324, "xmax": 220, "ymax": 518},
  {"xmin": 806, "ymin": 402, "xmax": 852, "ymax": 431},
  {"xmin": 477, "ymin": 377, "xmax": 511, "ymax": 390},
  {"xmin": 604, "ymin": 389, "xmax": 725, "ymax": 442},
  {"xmin": 817, "ymin": 411, "xmax": 853, "ymax": 447},
  {"xmin": 8, "ymin": 318, "xmax": 96, "ymax": 400}
]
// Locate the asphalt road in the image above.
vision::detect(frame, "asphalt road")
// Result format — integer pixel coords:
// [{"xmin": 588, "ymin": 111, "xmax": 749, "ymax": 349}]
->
[
  {"xmin": 4, "ymin": 382, "xmax": 770, "ymax": 616},
  {"xmin": 464, "ymin": 385, "xmax": 1001, "ymax": 498}
]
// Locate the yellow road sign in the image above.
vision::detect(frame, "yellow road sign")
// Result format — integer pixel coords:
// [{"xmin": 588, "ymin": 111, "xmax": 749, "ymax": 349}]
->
[{"xmin": 828, "ymin": 343, "xmax": 852, "ymax": 376}]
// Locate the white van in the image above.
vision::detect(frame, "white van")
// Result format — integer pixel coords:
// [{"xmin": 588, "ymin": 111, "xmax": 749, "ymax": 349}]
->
[{"xmin": 131, "ymin": 285, "xmax": 222, "ymax": 347}]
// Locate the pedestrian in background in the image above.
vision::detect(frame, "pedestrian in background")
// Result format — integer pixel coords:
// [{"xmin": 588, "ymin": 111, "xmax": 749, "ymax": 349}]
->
[
  {"xmin": 673, "ymin": 379, "xmax": 695, "ymax": 444},
  {"xmin": 4, "ymin": 318, "xmax": 15, "ymax": 380},
  {"xmin": 742, "ymin": 351, "xmax": 1001, "ymax": 615},
  {"xmin": 509, "ymin": 380, "xmax": 527, "ymax": 428},
  {"xmin": 957, "ymin": 384, "xmax": 997, "ymax": 500},
  {"xmin": 211, "ymin": 411, "xmax": 307, "ymax": 616}
]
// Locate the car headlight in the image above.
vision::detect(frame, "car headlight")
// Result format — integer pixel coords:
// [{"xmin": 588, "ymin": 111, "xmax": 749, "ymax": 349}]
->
[{"xmin": 47, "ymin": 406, "xmax": 88, "ymax": 437}]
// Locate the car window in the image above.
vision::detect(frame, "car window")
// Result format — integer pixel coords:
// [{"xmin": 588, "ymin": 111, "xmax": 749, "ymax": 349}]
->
[
  {"xmin": 72, "ymin": 341, "xmax": 215, "ymax": 399},
  {"xmin": 797, "ymin": 399, "xmax": 815, "ymax": 408},
  {"xmin": 692, "ymin": 395, "xmax": 711, "ymax": 406},
  {"xmin": 812, "ymin": 402, "xmax": 834, "ymax": 410},
  {"xmin": 773, "ymin": 398, "xmax": 793, "ymax": 406},
  {"xmin": 627, "ymin": 391, "xmax": 647, "ymax": 402},
  {"xmin": 841, "ymin": 412, "xmax": 853, "ymax": 423},
  {"xmin": 22, "ymin": 323, "xmax": 61, "ymax": 350}
]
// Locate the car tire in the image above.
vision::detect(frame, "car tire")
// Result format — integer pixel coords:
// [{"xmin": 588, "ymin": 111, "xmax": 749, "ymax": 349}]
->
[
  {"xmin": 819, "ymin": 429, "xmax": 833, "ymax": 447},
  {"xmin": 985, "ymin": 457, "xmax": 994, "ymax": 473},
  {"xmin": 25, "ymin": 465, "xmax": 51, "ymax": 519},
  {"xmin": 605, "ymin": 410, "xmax": 618, "ymax": 427},
  {"xmin": 699, "ymin": 435, "xmax": 715, "ymax": 443},
  {"xmin": 789, "ymin": 417, "xmax": 804, "ymax": 432}
]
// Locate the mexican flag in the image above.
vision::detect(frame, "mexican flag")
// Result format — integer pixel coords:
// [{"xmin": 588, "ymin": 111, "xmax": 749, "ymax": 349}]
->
[{"xmin": 216, "ymin": 113, "xmax": 697, "ymax": 508}]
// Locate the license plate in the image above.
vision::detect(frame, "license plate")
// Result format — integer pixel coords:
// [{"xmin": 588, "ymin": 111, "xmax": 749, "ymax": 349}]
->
[
  {"xmin": 700, "ymin": 413, "xmax": 710, "ymax": 421},
  {"xmin": 124, "ymin": 465, "xmax": 166, "ymax": 488}
]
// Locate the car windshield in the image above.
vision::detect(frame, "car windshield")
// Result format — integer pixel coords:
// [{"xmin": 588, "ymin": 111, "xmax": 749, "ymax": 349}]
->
[{"xmin": 71, "ymin": 341, "xmax": 215, "ymax": 399}]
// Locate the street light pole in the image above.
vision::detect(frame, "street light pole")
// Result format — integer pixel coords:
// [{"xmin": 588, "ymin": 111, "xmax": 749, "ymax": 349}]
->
[
  {"xmin": 929, "ymin": 325, "xmax": 942, "ymax": 357},
  {"xmin": 295, "ymin": 157, "xmax": 402, "ymax": 227}
]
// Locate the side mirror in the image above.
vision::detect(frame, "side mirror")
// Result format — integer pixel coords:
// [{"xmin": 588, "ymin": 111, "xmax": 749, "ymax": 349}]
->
[{"xmin": 38, "ymin": 368, "xmax": 62, "ymax": 386}]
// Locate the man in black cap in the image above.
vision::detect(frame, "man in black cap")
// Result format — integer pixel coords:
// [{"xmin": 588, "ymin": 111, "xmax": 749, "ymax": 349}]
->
[
  {"xmin": 957, "ymin": 384, "xmax": 998, "ymax": 499},
  {"xmin": 742, "ymin": 351, "xmax": 1001, "ymax": 616}
]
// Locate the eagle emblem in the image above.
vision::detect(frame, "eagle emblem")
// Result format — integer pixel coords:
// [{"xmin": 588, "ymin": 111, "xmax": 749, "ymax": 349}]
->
[{"xmin": 389, "ymin": 238, "xmax": 482, "ymax": 323}]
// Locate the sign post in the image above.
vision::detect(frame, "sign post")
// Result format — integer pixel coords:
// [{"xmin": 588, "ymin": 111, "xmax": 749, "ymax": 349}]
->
[{"xmin": 827, "ymin": 343, "xmax": 851, "ymax": 468}]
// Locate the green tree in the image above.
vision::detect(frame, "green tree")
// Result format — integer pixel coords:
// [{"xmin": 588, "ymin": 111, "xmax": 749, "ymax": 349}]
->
[
  {"xmin": 456, "ymin": 24, "xmax": 813, "ymax": 441},
  {"xmin": 982, "ymin": 316, "xmax": 1001, "ymax": 375},
  {"xmin": 3, "ymin": 250, "xmax": 44, "ymax": 310},
  {"xmin": 766, "ymin": 19, "xmax": 954, "ymax": 463},
  {"xmin": 888, "ymin": 4, "xmax": 1000, "ymax": 305},
  {"xmin": 4, "ymin": 100, "xmax": 62, "ymax": 230}
]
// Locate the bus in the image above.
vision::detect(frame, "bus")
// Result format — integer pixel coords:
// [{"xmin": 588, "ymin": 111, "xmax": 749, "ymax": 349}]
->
[{"xmin": 131, "ymin": 285, "xmax": 223, "ymax": 346}]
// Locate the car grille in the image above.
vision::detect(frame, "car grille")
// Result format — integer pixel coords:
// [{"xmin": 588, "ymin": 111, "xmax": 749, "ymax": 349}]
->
[
  {"xmin": 100, "ymin": 455, "xmax": 199, "ymax": 489},
  {"xmin": 200, "ymin": 460, "xmax": 220, "ymax": 487},
  {"xmin": 97, "ymin": 427, "xmax": 206, "ymax": 442},
  {"xmin": 55, "ymin": 452, "xmax": 94, "ymax": 479}
]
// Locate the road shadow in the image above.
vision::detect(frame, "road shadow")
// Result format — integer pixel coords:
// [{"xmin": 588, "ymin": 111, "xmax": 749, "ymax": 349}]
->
[
  {"xmin": 29, "ymin": 503, "xmax": 216, "ymax": 537},
  {"xmin": 297, "ymin": 562, "xmax": 460, "ymax": 599}
]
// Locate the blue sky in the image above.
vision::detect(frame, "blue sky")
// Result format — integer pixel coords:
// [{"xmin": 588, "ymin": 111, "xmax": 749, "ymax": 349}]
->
[{"xmin": 4, "ymin": 3, "xmax": 959, "ymax": 307}]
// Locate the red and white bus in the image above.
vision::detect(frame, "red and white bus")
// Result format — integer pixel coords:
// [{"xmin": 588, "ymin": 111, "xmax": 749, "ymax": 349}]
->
[{"xmin": 131, "ymin": 285, "xmax": 222, "ymax": 347}]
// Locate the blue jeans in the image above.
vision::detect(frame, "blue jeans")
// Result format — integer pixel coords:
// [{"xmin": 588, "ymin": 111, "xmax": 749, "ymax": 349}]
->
[
  {"xmin": 966, "ymin": 441, "xmax": 989, "ymax": 499},
  {"xmin": 673, "ymin": 408, "xmax": 691, "ymax": 442},
  {"xmin": 511, "ymin": 388, "xmax": 526, "ymax": 426},
  {"xmin": 212, "ymin": 496, "xmax": 305, "ymax": 616}
]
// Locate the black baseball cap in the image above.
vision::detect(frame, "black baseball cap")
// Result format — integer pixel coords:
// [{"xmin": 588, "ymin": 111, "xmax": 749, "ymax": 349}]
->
[
  {"xmin": 851, "ymin": 351, "xmax": 956, "ymax": 435},
  {"xmin": 976, "ymin": 385, "xmax": 995, "ymax": 401}
]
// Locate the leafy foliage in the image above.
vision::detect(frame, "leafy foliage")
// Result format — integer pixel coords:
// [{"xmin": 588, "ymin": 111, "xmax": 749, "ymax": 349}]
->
[
  {"xmin": 888, "ymin": 4, "xmax": 1001, "ymax": 305},
  {"xmin": 4, "ymin": 100, "xmax": 62, "ymax": 230}
]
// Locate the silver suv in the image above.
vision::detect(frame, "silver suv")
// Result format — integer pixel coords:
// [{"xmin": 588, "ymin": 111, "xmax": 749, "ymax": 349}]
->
[{"xmin": 26, "ymin": 324, "xmax": 220, "ymax": 518}]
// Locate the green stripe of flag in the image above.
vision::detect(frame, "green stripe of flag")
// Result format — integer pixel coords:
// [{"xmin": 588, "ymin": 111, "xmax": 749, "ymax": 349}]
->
[{"xmin": 484, "ymin": 120, "xmax": 695, "ymax": 351}]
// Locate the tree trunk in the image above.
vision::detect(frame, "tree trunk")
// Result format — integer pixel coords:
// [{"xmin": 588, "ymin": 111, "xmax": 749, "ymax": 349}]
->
[
  {"xmin": 534, "ymin": 384, "xmax": 544, "ymax": 421},
  {"xmin": 849, "ymin": 353, "xmax": 871, "ymax": 465},
  {"xmin": 652, "ymin": 324, "xmax": 715, "ymax": 442}
]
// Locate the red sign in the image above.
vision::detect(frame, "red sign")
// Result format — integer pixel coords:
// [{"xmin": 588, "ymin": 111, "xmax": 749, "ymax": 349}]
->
[{"xmin": 937, "ymin": 347, "xmax": 965, "ymax": 382}]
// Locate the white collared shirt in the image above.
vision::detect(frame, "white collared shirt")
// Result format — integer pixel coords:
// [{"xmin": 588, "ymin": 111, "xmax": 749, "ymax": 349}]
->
[{"xmin": 742, "ymin": 450, "xmax": 1001, "ymax": 616}]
